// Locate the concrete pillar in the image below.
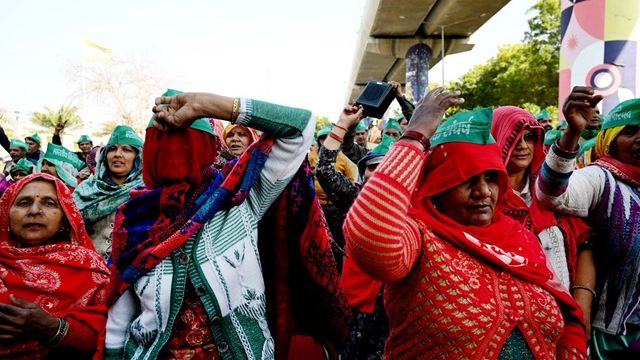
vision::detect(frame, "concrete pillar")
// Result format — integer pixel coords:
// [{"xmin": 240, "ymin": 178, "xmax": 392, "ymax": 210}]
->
[{"xmin": 405, "ymin": 43, "xmax": 432, "ymax": 103}]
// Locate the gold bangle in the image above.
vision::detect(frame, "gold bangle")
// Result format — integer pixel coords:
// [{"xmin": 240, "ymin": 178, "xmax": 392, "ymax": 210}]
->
[
  {"xmin": 231, "ymin": 97, "xmax": 240, "ymax": 121},
  {"xmin": 570, "ymin": 285, "xmax": 596, "ymax": 298}
]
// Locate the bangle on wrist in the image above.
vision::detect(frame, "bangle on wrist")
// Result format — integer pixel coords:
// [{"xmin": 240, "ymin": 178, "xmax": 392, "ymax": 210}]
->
[
  {"xmin": 553, "ymin": 139, "xmax": 580, "ymax": 159},
  {"xmin": 399, "ymin": 130, "xmax": 430, "ymax": 152},
  {"xmin": 329, "ymin": 132, "xmax": 344, "ymax": 143},
  {"xmin": 570, "ymin": 285, "xmax": 596, "ymax": 298},
  {"xmin": 44, "ymin": 318, "xmax": 69, "ymax": 346},
  {"xmin": 230, "ymin": 97, "xmax": 240, "ymax": 121},
  {"xmin": 333, "ymin": 123, "xmax": 348, "ymax": 132}
]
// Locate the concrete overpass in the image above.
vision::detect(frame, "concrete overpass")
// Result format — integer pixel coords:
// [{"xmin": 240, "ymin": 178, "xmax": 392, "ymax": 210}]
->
[{"xmin": 347, "ymin": 0, "xmax": 511, "ymax": 103}]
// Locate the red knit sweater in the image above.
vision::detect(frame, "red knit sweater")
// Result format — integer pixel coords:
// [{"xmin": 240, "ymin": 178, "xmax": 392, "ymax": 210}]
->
[{"xmin": 343, "ymin": 142, "xmax": 578, "ymax": 360}]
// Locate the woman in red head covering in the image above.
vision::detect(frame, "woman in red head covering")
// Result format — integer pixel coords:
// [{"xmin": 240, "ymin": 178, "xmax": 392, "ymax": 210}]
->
[
  {"xmin": 0, "ymin": 173, "xmax": 110, "ymax": 359},
  {"xmin": 490, "ymin": 106, "xmax": 593, "ymax": 289},
  {"xmin": 343, "ymin": 88, "xmax": 588, "ymax": 359}
]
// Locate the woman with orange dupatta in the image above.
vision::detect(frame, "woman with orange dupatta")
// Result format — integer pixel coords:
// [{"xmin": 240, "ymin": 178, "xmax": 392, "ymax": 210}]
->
[
  {"xmin": 0, "ymin": 173, "xmax": 110, "ymax": 359},
  {"xmin": 343, "ymin": 88, "xmax": 587, "ymax": 359}
]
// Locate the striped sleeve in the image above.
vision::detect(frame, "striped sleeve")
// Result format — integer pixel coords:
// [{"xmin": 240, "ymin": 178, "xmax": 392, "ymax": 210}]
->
[
  {"xmin": 536, "ymin": 143, "xmax": 604, "ymax": 217},
  {"xmin": 343, "ymin": 141, "xmax": 426, "ymax": 282}
]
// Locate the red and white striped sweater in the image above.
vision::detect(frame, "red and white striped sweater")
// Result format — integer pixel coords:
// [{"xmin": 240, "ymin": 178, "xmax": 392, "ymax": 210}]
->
[{"xmin": 343, "ymin": 142, "xmax": 579, "ymax": 360}]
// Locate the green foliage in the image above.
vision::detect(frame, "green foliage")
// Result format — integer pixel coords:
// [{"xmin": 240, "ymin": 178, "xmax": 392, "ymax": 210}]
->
[
  {"xmin": 0, "ymin": 109, "xmax": 15, "ymax": 138},
  {"xmin": 31, "ymin": 105, "xmax": 83, "ymax": 130},
  {"xmin": 525, "ymin": 0, "xmax": 561, "ymax": 48},
  {"xmin": 315, "ymin": 115, "xmax": 330, "ymax": 133},
  {"xmin": 449, "ymin": 0, "xmax": 560, "ymax": 110}
]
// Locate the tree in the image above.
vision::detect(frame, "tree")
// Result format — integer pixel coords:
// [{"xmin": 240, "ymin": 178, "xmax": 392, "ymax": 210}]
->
[
  {"xmin": 31, "ymin": 105, "xmax": 83, "ymax": 131},
  {"xmin": 68, "ymin": 56, "xmax": 166, "ymax": 135},
  {"xmin": 315, "ymin": 115, "xmax": 330, "ymax": 132},
  {"xmin": 449, "ymin": 0, "xmax": 560, "ymax": 110},
  {"xmin": 525, "ymin": 0, "xmax": 561, "ymax": 49}
]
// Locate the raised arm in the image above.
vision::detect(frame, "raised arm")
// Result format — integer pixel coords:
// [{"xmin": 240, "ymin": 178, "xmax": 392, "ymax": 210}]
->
[
  {"xmin": 153, "ymin": 91, "xmax": 313, "ymax": 219},
  {"xmin": 317, "ymin": 106, "xmax": 365, "ymax": 212},
  {"xmin": 536, "ymin": 87, "xmax": 605, "ymax": 216},
  {"xmin": 0, "ymin": 125, "xmax": 10, "ymax": 153},
  {"xmin": 390, "ymin": 81, "xmax": 415, "ymax": 120},
  {"xmin": 343, "ymin": 142, "xmax": 426, "ymax": 282},
  {"xmin": 343, "ymin": 88, "xmax": 464, "ymax": 282},
  {"xmin": 51, "ymin": 123, "xmax": 64, "ymax": 146}
]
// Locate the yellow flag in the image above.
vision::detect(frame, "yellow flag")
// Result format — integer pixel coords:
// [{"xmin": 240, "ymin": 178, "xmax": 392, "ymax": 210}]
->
[{"xmin": 83, "ymin": 40, "xmax": 113, "ymax": 63}]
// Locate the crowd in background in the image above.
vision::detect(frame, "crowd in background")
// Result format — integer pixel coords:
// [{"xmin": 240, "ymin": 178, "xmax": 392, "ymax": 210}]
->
[{"xmin": 0, "ymin": 84, "xmax": 638, "ymax": 359}]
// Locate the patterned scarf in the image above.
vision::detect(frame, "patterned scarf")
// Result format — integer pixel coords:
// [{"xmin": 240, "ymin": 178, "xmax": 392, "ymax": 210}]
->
[
  {"xmin": 0, "ymin": 173, "xmax": 110, "ymax": 359},
  {"xmin": 259, "ymin": 161, "xmax": 352, "ymax": 359},
  {"xmin": 410, "ymin": 142, "xmax": 587, "ymax": 356},
  {"xmin": 73, "ymin": 145, "xmax": 144, "ymax": 226},
  {"xmin": 109, "ymin": 136, "xmax": 273, "ymax": 301},
  {"xmin": 594, "ymin": 124, "xmax": 640, "ymax": 186},
  {"xmin": 594, "ymin": 157, "xmax": 640, "ymax": 187}
]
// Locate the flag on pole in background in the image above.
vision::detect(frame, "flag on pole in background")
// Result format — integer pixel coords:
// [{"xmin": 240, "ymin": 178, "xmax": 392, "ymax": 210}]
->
[{"xmin": 83, "ymin": 39, "xmax": 113, "ymax": 63}]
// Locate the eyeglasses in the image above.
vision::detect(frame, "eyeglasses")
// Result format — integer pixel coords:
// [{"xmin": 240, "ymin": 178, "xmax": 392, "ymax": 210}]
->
[{"xmin": 522, "ymin": 132, "xmax": 538, "ymax": 143}]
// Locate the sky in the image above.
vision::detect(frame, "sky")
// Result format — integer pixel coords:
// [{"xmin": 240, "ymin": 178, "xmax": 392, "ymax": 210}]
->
[{"xmin": 0, "ymin": 0, "xmax": 536, "ymax": 140}]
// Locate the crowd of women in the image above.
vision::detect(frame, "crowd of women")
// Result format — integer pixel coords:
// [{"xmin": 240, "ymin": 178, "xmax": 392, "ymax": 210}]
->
[{"xmin": 0, "ymin": 84, "xmax": 638, "ymax": 359}]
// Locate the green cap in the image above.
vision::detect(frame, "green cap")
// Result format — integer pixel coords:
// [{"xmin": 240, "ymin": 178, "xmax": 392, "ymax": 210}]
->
[
  {"xmin": 390, "ymin": 113, "xmax": 405, "ymax": 122},
  {"xmin": 544, "ymin": 129, "xmax": 563, "ymax": 146},
  {"xmin": 384, "ymin": 118, "xmax": 403, "ymax": 133},
  {"xmin": 148, "ymin": 89, "xmax": 215, "ymax": 135},
  {"xmin": 430, "ymin": 107, "xmax": 495, "ymax": 147},
  {"xmin": 602, "ymin": 98, "xmax": 640, "ymax": 130},
  {"xmin": 77, "ymin": 135, "xmax": 93, "ymax": 144},
  {"xmin": 316, "ymin": 124, "xmax": 333, "ymax": 138},
  {"xmin": 556, "ymin": 120, "xmax": 568, "ymax": 129},
  {"xmin": 9, "ymin": 139, "xmax": 28, "ymax": 151},
  {"xmin": 371, "ymin": 134, "xmax": 396, "ymax": 155},
  {"xmin": 25, "ymin": 133, "xmax": 41, "ymax": 145},
  {"xmin": 38, "ymin": 144, "xmax": 81, "ymax": 188},
  {"xmin": 43, "ymin": 143, "xmax": 85, "ymax": 171},
  {"xmin": 580, "ymin": 137, "xmax": 597, "ymax": 153},
  {"xmin": 357, "ymin": 135, "xmax": 395, "ymax": 175},
  {"xmin": 536, "ymin": 109, "xmax": 551, "ymax": 121},
  {"xmin": 356, "ymin": 122, "xmax": 368, "ymax": 132},
  {"xmin": 108, "ymin": 125, "xmax": 144, "ymax": 148},
  {"xmin": 10, "ymin": 158, "xmax": 34, "ymax": 177}
]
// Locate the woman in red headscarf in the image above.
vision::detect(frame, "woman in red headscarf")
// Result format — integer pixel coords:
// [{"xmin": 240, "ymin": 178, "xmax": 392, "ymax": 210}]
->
[
  {"xmin": 0, "ymin": 173, "xmax": 110, "ymax": 359},
  {"xmin": 343, "ymin": 88, "xmax": 588, "ymax": 359},
  {"xmin": 490, "ymin": 106, "xmax": 593, "ymax": 289}
]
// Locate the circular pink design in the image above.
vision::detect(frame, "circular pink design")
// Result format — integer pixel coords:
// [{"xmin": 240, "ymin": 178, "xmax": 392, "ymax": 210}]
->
[
  {"xmin": 574, "ymin": 0, "xmax": 605, "ymax": 40},
  {"xmin": 586, "ymin": 64, "xmax": 622, "ymax": 97}
]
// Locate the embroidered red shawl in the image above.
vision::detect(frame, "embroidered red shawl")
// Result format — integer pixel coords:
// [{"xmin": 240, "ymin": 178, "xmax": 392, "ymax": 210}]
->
[
  {"xmin": 409, "ymin": 142, "xmax": 587, "ymax": 357},
  {"xmin": 0, "ymin": 173, "xmax": 110, "ymax": 359}
]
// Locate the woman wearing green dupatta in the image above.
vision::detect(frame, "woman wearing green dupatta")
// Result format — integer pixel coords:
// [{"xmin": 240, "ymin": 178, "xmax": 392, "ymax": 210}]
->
[{"xmin": 74, "ymin": 125, "xmax": 144, "ymax": 261}]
